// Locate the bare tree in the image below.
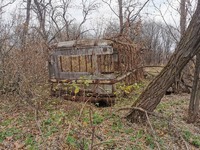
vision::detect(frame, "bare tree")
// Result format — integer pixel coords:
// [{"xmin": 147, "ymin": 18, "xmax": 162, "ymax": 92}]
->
[
  {"xmin": 49, "ymin": 0, "xmax": 74, "ymax": 42},
  {"xmin": 22, "ymin": 0, "xmax": 32, "ymax": 48},
  {"xmin": 188, "ymin": 52, "xmax": 200, "ymax": 123},
  {"xmin": 75, "ymin": 0, "xmax": 100, "ymax": 40},
  {"xmin": 172, "ymin": 0, "xmax": 188, "ymax": 94},
  {"xmin": 118, "ymin": 0, "xmax": 123, "ymax": 34},
  {"xmin": 180, "ymin": 0, "xmax": 187, "ymax": 36},
  {"xmin": 48, "ymin": 0, "xmax": 99, "ymax": 42},
  {"xmin": 140, "ymin": 21, "xmax": 176, "ymax": 65},
  {"xmin": 186, "ymin": 0, "xmax": 200, "ymax": 123},
  {"xmin": 126, "ymin": 0, "xmax": 200, "ymax": 123},
  {"xmin": 103, "ymin": 20, "xmax": 119, "ymax": 37},
  {"xmin": 0, "ymin": 0, "xmax": 15, "ymax": 10},
  {"xmin": 91, "ymin": 17, "xmax": 106, "ymax": 38},
  {"xmin": 0, "ymin": 5, "xmax": 19, "ymax": 93},
  {"xmin": 32, "ymin": 0, "xmax": 52, "ymax": 40},
  {"xmin": 102, "ymin": 0, "xmax": 149, "ymax": 36}
]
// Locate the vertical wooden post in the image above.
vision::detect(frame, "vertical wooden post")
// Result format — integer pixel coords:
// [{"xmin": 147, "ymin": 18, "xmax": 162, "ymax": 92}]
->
[
  {"xmin": 60, "ymin": 56, "xmax": 63, "ymax": 72},
  {"xmin": 53, "ymin": 55, "xmax": 60, "ymax": 78},
  {"xmin": 92, "ymin": 50, "xmax": 99, "ymax": 75},
  {"xmin": 78, "ymin": 56, "xmax": 81, "ymax": 72},
  {"xmin": 70, "ymin": 57, "xmax": 73, "ymax": 72},
  {"xmin": 85, "ymin": 55, "xmax": 88, "ymax": 72}
]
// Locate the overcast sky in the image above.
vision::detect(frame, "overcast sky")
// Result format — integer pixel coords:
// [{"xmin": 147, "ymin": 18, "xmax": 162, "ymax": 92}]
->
[
  {"xmin": 2, "ymin": 0, "xmax": 196, "ymax": 30},
  {"xmin": 68, "ymin": 0, "xmax": 183, "ymax": 30}
]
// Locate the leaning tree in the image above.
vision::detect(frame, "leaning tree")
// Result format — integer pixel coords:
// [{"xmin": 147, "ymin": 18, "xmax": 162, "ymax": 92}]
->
[
  {"xmin": 126, "ymin": 0, "xmax": 200, "ymax": 123},
  {"xmin": 188, "ymin": 52, "xmax": 200, "ymax": 123}
]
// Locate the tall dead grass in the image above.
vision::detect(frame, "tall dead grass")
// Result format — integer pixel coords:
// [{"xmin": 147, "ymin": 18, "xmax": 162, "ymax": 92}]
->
[{"xmin": 1, "ymin": 40, "xmax": 49, "ymax": 98}]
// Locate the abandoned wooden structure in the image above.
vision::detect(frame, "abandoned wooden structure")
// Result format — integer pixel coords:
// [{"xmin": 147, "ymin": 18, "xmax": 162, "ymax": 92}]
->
[{"xmin": 48, "ymin": 38, "xmax": 143, "ymax": 106}]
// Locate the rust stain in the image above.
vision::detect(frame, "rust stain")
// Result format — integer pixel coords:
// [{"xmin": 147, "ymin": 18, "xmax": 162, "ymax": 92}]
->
[{"xmin": 48, "ymin": 38, "xmax": 144, "ymax": 105}]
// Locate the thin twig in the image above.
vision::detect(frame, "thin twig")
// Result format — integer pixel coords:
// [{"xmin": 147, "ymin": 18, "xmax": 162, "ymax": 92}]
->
[
  {"xmin": 168, "ymin": 122, "xmax": 190, "ymax": 150},
  {"xmin": 78, "ymin": 84, "xmax": 98, "ymax": 120},
  {"xmin": 92, "ymin": 139, "xmax": 120, "ymax": 148},
  {"xmin": 145, "ymin": 111, "xmax": 161, "ymax": 150},
  {"xmin": 130, "ymin": 0, "xmax": 150, "ymax": 23},
  {"xmin": 90, "ymin": 126, "xmax": 95, "ymax": 150},
  {"xmin": 65, "ymin": 123, "xmax": 72, "ymax": 143},
  {"xmin": 77, "ymin": 96, "xmax": 93, "ymax": 120},
  {"xmin": 34, "ymin": 116, "xmax": 45, "ymax": 142},
  {"xmin": 123, "ymin": 106, "xmax": 161, "ymax": 150},
  {"xmin": 89, "ymin": 106, "xmax": 95, "ymax": 150},
  {"xmin": 151, "ymin": 0, "xmax": 178, "ymax": 42}
]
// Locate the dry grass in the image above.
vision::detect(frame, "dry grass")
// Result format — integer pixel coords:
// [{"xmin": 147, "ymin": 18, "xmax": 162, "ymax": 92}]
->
[
  {"xmin": 1, "ymin": 82, "xmax": 200, "ymax": 149},
  {"xmin": 144, "ymin": 66, "xmax": 164, "ymax": 77}
]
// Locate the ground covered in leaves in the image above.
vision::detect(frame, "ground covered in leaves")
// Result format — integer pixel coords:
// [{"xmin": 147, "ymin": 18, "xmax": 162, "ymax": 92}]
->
[{"xmin": 1, "ymin": 83, "xmax": 200, "ymax": 150}]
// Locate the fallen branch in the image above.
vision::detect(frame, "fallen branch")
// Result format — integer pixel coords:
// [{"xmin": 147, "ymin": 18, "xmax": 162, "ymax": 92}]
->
[
  {"xmin": 119, "ymin": 106, "xmax": 161, "ymax": 149},
  {"xmin": 145, "ymin": 111, "xmax": 161, "ymax": 150},
  {"xmin": 168, "ymin": 122, "xmax": 190, "ymax": 150},
  {"xmin": 92, "ymin": 138, "xmax": 120, "ymax": 148}
]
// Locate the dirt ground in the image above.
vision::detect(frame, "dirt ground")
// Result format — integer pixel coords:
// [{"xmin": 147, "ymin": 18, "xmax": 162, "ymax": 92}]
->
[{"xmin": 1, "ymin": 82, "xmax": 200, "ymax": 150}]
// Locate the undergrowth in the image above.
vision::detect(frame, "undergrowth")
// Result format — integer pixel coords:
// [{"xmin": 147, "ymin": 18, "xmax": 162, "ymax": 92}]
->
[{"xmin": 0, "ymin": 82, "xmax": 200, "ymax": 149}]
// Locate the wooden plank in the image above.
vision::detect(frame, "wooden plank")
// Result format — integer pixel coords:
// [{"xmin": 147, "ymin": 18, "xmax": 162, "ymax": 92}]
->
[
  {"xmin": 70, "ymin": 57, "xmax": 73, "ymax": 71},
  {"xmin": 57, "ymin": 39, "xmax": 113, "ymax": 48},
  {"xmin": 53, "ymin": 55, "xmax": 60, "ymax": 78},
  {"xmin": 90, "ymin": 55, "xmax": 93, "ymax": 72},
  {"xmin": 78, "ymin": 56, "xmax": 80, "ymax": 72},
  {"xmin": 49, "ymin": 72, "xmax": 134, "ymax": 84},
  {"xmin": 92, "ymin": 53, "xmax": 98, "ymax": 74},
  {"xmin": 59, "ymin": 72, "xmax": 91, "ymax": 79},
  {"xmin": 116, "ymin": 72, "xmax": 133, "ymax": 81},
  {"xmin": 59, "ymin": 56, "xmax": 63, "ymax": 72},
  {"xmin": 48, "ymin": 61, "xmax": 54, "ymax": 78},
  {"xmin": 85, "ymin": 55, "xmax": 88, "ymax": 72},
  {"xmin": 49, "ymin": 78, "xmax": 116, "ymax": 84},
  {"xmin": 59, "ymin": 72, "xmax": 115, "ymax": 80},
  {"xmin": 53, "ymin": 46, "xmax": 113, "ymax": 56}
]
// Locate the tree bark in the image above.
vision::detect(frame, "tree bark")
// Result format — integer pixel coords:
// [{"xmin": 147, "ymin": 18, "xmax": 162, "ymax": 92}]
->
[
  {"xmin": 180, "ymin": 0, "xmax": 187, "ymax": 37},
  {"xmin": 173, "ymin": 0, "xmax": 187, "ymax": 94},
  {"xmin": 33, "ymin": 0, "xmax": 48, "ymax": 40},
  {"xmin": 22, "ymin": 0, "xmax": 32, "ymax": 48},
  {"xmin": 126, "ymin": 0, "xmax": 200, "ymax": 123},
  {"xmin": 118, "ymin": 0, "xmax": 123, "ymax": 34},
  {"xmin": 188, "ymin": 52, "xmax": 200, "ymax": 123}
]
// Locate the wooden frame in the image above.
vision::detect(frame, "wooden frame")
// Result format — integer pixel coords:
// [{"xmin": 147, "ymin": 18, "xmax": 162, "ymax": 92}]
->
[{"xmin": 48, "ymin": 39, "xmax": 143, "ymax": 105}]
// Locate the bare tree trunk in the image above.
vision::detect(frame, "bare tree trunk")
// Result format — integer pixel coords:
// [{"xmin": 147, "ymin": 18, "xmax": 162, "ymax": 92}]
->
[
  {"xmin": 180, "ymin": 0, "xmax": 187, "ymax": 36},
  {"xmin": 173, "ymin": 0, "xmax": 187, "ymax": 93},
  {"xmin": 188, "ymin": 52, "xmax": 200, "ymax": 123},
  {"xmin": 33, "ymin": 0, "xmax": 49, "ymax": 40},
  {"xmin": 118, "ymin": 0, "xmax": 123, "ymax": 34},
  {"xmin": 22, "ymin": 0, "xmax": 31, "ymax": 48},
  {"xmin": 126, "ymin": 0, "xmax": 200, "ymax": 123}
]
